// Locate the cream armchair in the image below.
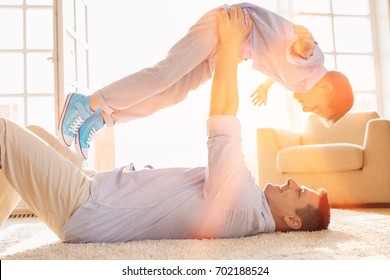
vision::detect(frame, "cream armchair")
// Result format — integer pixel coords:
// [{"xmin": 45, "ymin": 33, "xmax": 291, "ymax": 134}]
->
[{"xmin": 256, "ymin": 111, "xmax": 390, "ymax": 207}]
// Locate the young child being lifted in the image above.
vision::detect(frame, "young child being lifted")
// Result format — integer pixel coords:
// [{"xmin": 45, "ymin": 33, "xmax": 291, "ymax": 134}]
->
[{"xmin": 58, "ymin": 2, "xmax": 354, "ymax": 160}]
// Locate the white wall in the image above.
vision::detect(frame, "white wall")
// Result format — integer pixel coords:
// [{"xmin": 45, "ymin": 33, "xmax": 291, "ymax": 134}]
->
[{"xmin": 374, "ymin": 0, "xmax": 390, "ymax": 119}]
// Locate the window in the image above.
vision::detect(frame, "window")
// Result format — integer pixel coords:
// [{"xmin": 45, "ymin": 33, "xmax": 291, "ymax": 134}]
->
[
  {"xmin": 54, "ymin": 0, "xmax": 114, "ymax": 170},
  {"xmin": 56, "ymin": 0, "xmax": 89, "ymax": 98},
  {"xmin": 0, "ymin": 0, "xmax": 113, "ymax": 172},
  {"xmin": 292, "ymin": 0, "xmax": 379, "ymax": 113},
  {"xmin": 0, "ymin": 0, "xmax": 113, "ymax": 212},
  {"xmin": 0, "ymin": 0, "xmax": 54, "ymax": 132}
]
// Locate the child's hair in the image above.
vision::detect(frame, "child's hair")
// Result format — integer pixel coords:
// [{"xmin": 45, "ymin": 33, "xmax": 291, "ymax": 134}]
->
[{"xmin": 323, "ymin": 71, "xmax": 354, "ymax": 125}]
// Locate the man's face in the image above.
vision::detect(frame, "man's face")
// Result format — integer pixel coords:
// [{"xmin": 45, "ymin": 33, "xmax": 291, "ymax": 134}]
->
[{"xmin": 264, "ymin": 178, "xmax": 320, "ymax": 219}]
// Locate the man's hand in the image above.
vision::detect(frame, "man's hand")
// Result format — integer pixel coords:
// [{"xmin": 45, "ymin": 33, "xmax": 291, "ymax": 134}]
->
[
  {"xmin": 292, "ymin": 25, "xmax": 315, "ymax": 59},
  {"xmin": 217, "ymin": 7, "xmax": 252, "ymax": 52}
]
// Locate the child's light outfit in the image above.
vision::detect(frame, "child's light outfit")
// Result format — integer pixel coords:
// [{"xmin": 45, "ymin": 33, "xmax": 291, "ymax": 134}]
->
[{"xmin": 95, "ymin": 2, "xmax": 327, "ymax": 127}]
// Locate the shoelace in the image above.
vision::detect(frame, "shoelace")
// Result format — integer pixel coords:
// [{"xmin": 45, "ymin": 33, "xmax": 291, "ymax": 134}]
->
[
  {"xmin": 85, "ymin": 126, "xmax": 98, "ymax": 146},
  {"xmin": 68, "ymin": 115, "xmax": 84, "ymax": 134}
]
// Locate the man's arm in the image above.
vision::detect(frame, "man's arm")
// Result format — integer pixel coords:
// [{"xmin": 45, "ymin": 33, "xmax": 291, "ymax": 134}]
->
[
  {"xmin": 203, "ymin": 7, "xmax": 256, "ymax": 204},
  {"xmin": 209, "ymin": 7, "xmax": 252, "ymax": 117}
]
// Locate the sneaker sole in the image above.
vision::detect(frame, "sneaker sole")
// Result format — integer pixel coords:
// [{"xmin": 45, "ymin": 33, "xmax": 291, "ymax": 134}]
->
[
  {"xmin": 57, "ymin": 93, "xmax": 75, "ymax": 147},
  {"xmin": 75, "ymin": 131, "xmax": 88, "ymax": 161}
]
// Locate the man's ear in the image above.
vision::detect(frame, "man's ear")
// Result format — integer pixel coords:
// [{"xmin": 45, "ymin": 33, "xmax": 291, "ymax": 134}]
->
[{"xmin": 283, "ymin": 215, "xmax": 302, "ymax": 230}]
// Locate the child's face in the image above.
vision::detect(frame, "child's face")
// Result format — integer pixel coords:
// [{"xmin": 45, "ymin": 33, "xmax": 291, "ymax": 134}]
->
[{"xmin": 293, "ymin": 83, "xmax": 332, "ymax": 119}]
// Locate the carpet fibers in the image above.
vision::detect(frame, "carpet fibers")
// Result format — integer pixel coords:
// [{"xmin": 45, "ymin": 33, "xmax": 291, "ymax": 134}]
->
[{"xmin": 1, "ymin": 209, "xmax": 389, "ymax": 260}]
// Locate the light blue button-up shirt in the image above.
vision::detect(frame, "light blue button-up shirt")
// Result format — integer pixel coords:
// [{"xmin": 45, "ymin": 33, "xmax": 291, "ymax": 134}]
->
[{"xmin": 60, "ymin": 116, "xmax": 275, "ymax": 243}]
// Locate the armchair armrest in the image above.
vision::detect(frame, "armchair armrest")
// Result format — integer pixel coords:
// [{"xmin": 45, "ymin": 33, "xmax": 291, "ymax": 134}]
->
[
  {"xmin": 361, "ymin": 118, "xmax": 390, "ymax": 198},
  {"xmin": 363, "ymin": 118, "xmax": 390, "ymax": 165}
]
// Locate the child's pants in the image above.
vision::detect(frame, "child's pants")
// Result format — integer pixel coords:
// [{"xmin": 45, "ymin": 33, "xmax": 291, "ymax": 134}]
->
[
  {"xmin": 0, "ymin": 119, "xmax": 91, "ymax": 235},
  {"xmin": 93, "ymin": 3, "xmax": 325, "ymax": 127},
  {"xmin": 95, "ymin": 8, "xmax": 220, "ymax": 126}
]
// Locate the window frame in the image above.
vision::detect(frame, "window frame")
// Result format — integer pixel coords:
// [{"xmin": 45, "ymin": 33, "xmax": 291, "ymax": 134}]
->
[
  {"xmin": 53, "ymin": 0, "xmax": 114, "ymax": 170},
  {"xmin": 290, "ymin": 0, "xmax": 383, "ymax": 115},
  {"xmin": 0, "ymin": 1, "xmax": 54, "ymax": 130}
]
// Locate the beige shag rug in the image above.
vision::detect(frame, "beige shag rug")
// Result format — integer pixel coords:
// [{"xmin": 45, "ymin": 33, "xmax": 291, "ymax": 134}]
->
[{"xmin": 1, "ymin": 209, "xmax": 389, "ymax": 260}]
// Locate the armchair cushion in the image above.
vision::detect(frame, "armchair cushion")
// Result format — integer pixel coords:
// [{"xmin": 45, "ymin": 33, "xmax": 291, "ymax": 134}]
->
[{"xmin": 277, "ymin": 143, "xmax": 364, "ymax": 173}]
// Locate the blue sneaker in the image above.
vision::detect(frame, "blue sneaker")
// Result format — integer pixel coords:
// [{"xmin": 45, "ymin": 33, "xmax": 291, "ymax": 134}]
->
[
  {"xmin": 75, "ymin": 108, "xmax": 104, "ymax": 160},
  {"xmin": 58, "ymin": 93, "xmax": 93, "ymax": 147}
]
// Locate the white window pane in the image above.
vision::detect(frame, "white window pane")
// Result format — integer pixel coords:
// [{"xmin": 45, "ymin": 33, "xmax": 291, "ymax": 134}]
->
[
  {"xmin": 63, "ymin": 0, "xmax": 76, "ymax": 32},
  {"xmin": 0, "ymin": 9, "xmax": 23, "ymax": 49},
  {"xmin": 27, "ymin": 52, "xmax": 54, "ymax": 93},
  {"xmin": 332, "ymin": 0, "xmax": 369, "ymax": 15},
  {"xmin": 0, "ymin": 98, "xmax": 24, "ymax": 124},
  {"xmin": 294, "ymin": 15, "xmax": 334, "ymax": 52},
  {"xmin": 26, "ymin": 8, "xmax": 53, "ymax": 49},
  {"xmin": 324, "ymin": 54, "xmax": 336, "ymax": 69},
  {"xmin": 26, "ymin": 0, "xmax": 52, "ymax": 5},
  {"xmin": 336, "ymin": 55, "xmax": 375, "ymax": 91},
  {"xmin": 334, "ymin": 17, "xmax": 372, "ymax": 53},
  {"xmin": 0, "ymin": 0, "xmax": 22, "ymax": 4},
  {"xmin": 27, "ymin": 96, "xmax": 55, "ymax": 132},
  {"xmin": 350, "ymin": 93, "xmax": 377, "ymax": 112},
  {"xmin": 76, "ymin": 0, "xmax": 87, "ymax": 41},
  {"xmin": 77, "ymin": 43, "xmax": 88, "ymax": 90},
  {"xmin": 0, "ymin": 53, "xmax": 24, "ymax": 93},
  {"xmin": 64, "ymin": 83, "xmax": 77, "ymax": 97},
  {"xmin": 293, "ymin": 0, "xmax": 331, "ymax": 13},
  {"xmin": 64, "ymin": 34, "xmax": 77, "ymax": 85}
]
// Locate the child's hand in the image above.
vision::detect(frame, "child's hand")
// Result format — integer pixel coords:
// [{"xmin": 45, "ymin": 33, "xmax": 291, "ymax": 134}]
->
[
  {"xmin": 251, "ymin": 84, "xmax": 268, "ymax": 106},
  {"xmin": 250, "ymin": 78, "xmax": 275, "ymax": 106},
  {"xmin": 292, "ymin": 25, "xmax": 315, "ymax": 59}
]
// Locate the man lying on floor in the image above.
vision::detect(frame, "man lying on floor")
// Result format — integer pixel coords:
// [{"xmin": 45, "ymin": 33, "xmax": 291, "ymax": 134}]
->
[{"xmin": 0, "ymin": 7, "xmax": 330, "ymax": 243}]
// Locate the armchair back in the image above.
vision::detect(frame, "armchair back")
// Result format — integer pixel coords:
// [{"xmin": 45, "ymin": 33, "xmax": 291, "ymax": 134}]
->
[{"xmin": 302, "ymin": 111, "xmax": 380, "ymax": 146}]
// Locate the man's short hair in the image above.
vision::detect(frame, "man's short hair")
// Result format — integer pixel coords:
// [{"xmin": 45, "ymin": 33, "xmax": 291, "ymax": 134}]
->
[
  {"xmin": 324, "ymin": 71, "xmax": 354, "ymax": 124},
  {"xmin": 295, "ymin": 188, "xmax": 331, "ymax": 231}
]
